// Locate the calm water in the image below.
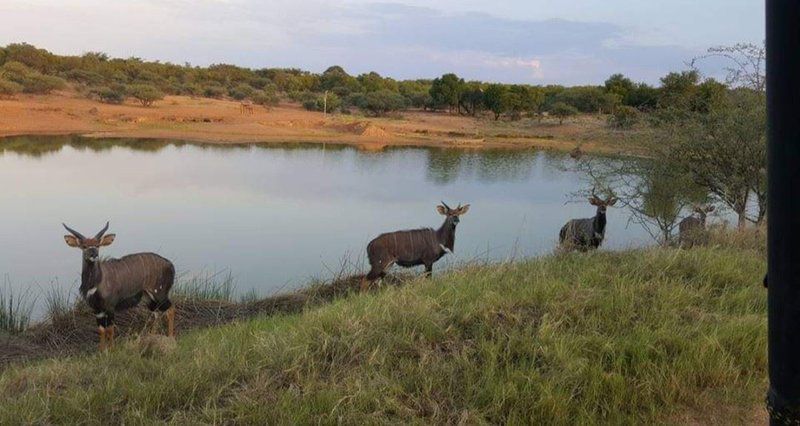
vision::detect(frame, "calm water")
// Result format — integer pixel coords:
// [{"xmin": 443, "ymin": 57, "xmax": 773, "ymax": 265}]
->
[{"xmin": 0, "ymin": 136, "xmax": 651, "ymax": 303}]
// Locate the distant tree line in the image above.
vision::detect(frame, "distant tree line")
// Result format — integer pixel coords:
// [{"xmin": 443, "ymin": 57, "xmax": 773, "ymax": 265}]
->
[{"xmin": 0, "ymin": 43, "xmax": 736, "ymax": 122}]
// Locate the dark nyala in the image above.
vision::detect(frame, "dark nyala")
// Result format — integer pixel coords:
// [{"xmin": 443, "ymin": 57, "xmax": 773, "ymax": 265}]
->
[
  {"xmin": 678, "ymin": 204, "xmax": 715, "ymax": 247},
  {"xmin": 63, "ymin": 222, "xmax": 176, "ymax": 350},
  {"xmin": 361, "ymin": 202, "xmax": 470, "ymax": 291},
  {"xmin": 559, "ymin": 195, "xmax": 617, "ymax": 252}
]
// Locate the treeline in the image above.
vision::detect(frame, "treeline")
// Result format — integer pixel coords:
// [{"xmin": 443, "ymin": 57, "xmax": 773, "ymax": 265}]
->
[{"xmin": 0, "ymin": 43, "xmax": 727, "ymax": 124}]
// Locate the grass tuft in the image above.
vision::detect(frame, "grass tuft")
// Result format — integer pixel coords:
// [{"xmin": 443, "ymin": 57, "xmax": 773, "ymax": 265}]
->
[
  {"xmin": 0, "ymin": 279, "xmax": 35, "ymax": 335},
  {"xmin": 172, "ymin": 270, "xmax": 236, "ymax": 302}
]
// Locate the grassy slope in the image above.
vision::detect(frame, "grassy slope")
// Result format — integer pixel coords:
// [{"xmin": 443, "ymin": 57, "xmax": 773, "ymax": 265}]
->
[{"xmin": 0, "ymin": 246, "xmax": 766, "ymax": 424}]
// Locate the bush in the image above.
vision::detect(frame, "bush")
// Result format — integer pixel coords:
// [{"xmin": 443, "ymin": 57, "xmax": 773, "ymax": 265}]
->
[
  {"xmin": 352, "ymin": 89, "xmax": 407, "ymax": 116},
  {"xmin": 229, "ymin": 83, "xmax": 255, "ymax": 100},
  {"xmin": 203, "ymin": 85, "xmax": 226, "ymax": 99},
  {"xmin": 1, "ymin": 61, "xmax": 65, "ymax": 94},
  {"xmin": 251, "ymin": 89, "xmax": 280, "ymax": 107},
  {"xmin": 551, "ymin": 102, "xmax": 579, "ymax": 124},
  {"xmin": 63, "ymin": 69, "xmax": 105, "ymax": 86},
  {"xmin": 128, "ymin": 84, "xmax": 164, "ymax": 107},
  {"xmin": 608, "ymin": 105, "xmax": 640, "ymax": 129},
  {"xmin": 92, "ymin": 84, "xmax": 127, "ymax": 104},
  {"xmin": 0, "ymin": 78, "xmax": 22, "ymax": 98}
]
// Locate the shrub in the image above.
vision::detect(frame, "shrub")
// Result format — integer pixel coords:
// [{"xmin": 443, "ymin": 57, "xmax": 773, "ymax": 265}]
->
[
  {"xmin": 251, "ymin": 89, "xmax": 280, "ymax": 106},
  {"xmin": 551, "ymin": 102, "xmax": 579, "ymax": 124},
  {"xmin": 63, "ymin": 69, "xmax": 105, "ymax": 86},
  {"xmin": 608, "ymin": 105, "xmax": 640, "ymax": 129},
  {"xmin": 128, "ymin": 83, "xmax": 164, "ymax": 107},
  {"xmin": 229, "ymin": 83, "xmax": 255, "ymax": 100},
  {"xmin": 1, "ymin": 61, "xmax": 65, "ymax": 94},
  {"xmin": 92, "ymin": 84, "xmax": 127, "ymax": 104},
  {"xmin": 203, "ymin": 85, "xmax": 226, "ymax": 99},
  {"xmin": 0, "ymin": 78, "xmax": 22, "ymax": 98},
  {"xmin": 352, "ymin": 89, "xmax": 407, "ymax": 116}
]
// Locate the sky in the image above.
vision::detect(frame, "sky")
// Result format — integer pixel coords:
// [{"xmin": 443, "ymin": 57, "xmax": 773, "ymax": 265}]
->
[{"xmin": 0, "ymin": 0, "xmax": 764, "ymax": 85}]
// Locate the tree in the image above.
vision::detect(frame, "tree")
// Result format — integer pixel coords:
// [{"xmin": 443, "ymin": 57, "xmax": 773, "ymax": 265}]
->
[
  {"xmin": 352, "ymin": 89, "xmax": 407, "ymax": 116},
  {"xmin": 228, "ymin": 83, "xmax": 255, "ymax": 100},
  {"xmin": 658, "ymin": 70, "xmax": 700, "ymax": 110},
  {"xmin": 608, "ymin": 105, "xmax": 639, "ymax": 129},
  {"xmin": 626, "ymin": 83, "xmax": 659, "ymax": 111},
  {"xmin": 429, "ymin": 73, "xmax": 464, "ymax": 113},
  {"xmin": 604, "ymin": 74, "xmax": 634, "ymax": 103},
  {"xmin": 459, "ymin": 82, "xmax": 484, "ymax": 116},
  {"xmin": 128, "ymin": 84, "xmax": 164, "ymax": 107},
  {"xmin": 551, "ymin": 102, "xmax": 578, "ymax": 124},
  {"xmin": 659, "ymin": 90, "xmax": 766, "ymax": 228},
  {"xmin": 0, "ymin": 78, "xmax": 22, "ymax": 98},
  {"xmin": 93, "ymin": 84, "xmax": 126, "ymax": 104},
  {"xmin": 483, "ymin": 84, "xmax": 507, "ymax": 120},
  {"xmin": 692, "ymin": 42, "xmax": 765, "ymax": 93}
]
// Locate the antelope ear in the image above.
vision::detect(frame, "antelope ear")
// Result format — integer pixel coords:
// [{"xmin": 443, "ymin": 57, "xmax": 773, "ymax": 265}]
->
[
  {"xmin": 64, "ymin": 235, "xmax": 81, "ymax": 247},
  {"xmin": 456, "ymin": 204, "xmax": 470, "ymax": 216},
  {"xmin": 99, "ymin": 234, "xmax": 116, "ymax": 246},
  {"xmin": 607, "ymin": 198, "xmax": 618, "ymax": 206},
  {"xmin": 589, "ymin": 197, "xmax": 600, "ymax": 206},
  {"xmin": 436, "ymin": 205, "xmax": 448, "ymax": 215},
  {"xmin": 707, "ymin": 205, "xmax": 715, "ymax": 212}
]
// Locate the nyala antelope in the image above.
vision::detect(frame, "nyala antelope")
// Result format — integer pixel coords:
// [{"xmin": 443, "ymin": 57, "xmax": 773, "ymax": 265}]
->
[
  {"xmin": 63, "ymin": 222, "xmax": 176, "ymax": 350},
  {"xmin": 362, "ymin": 202, "xmax": 470, "ymax": 291},
  {"xmin": 559, "ymin": 194, "xmax": 617, "ymax": 251}
]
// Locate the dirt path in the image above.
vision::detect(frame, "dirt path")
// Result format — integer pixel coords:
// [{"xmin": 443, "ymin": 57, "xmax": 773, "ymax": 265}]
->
[{"xmin": 0, "ymin": 91, "xmax": 646, "ymax": 155}]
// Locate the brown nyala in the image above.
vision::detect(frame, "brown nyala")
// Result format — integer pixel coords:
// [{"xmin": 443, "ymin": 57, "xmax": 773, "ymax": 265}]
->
[
  {"xmin": 559, "ymin": 194, "xmax": 617, "ymax": 252},
  {"xmin": 361, "ymin": 202, "xmax": 470, "ymax": 291},
  {"xmin": 63, "ymin": 222, "xmax": 176, "ymax": 350}
]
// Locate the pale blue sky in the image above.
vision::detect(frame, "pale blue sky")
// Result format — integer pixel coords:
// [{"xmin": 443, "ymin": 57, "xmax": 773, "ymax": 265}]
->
[{"xmin": 0, "ymin": 0, "xmax": 764, "ymax": 85}]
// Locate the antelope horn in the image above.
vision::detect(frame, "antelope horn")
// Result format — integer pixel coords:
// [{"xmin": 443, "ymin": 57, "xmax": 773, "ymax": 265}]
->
[
  {"xmin": 94, "ymin": 222, "xmax": 110, "ymax": 240},
  {"xmin": 441, "ymin": 200, "xmax": 452, "ymax": 210},
  {"xmin": 62, "ymin": 223, "xmax": 86, "ymax": 240}
]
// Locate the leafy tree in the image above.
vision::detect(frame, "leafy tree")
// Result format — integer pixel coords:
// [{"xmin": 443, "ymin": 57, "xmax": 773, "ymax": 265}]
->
[
  {"xmin": 459, "ymin": 82, "xmax": 484, "ymax": 116},
  {"xmin": 483, "ymin": 84, "xmax": 507, "ymax": 120},
  {"xmin": 128, "ymin": 84, "xmax": 164, "ymax": 107},
  {"xmin": 352, "ymin": 89, "xmax": 407, "ymax": 116},
  {"xmin": 93, "ymin": 84, "xmax": 126, "ymax": 104},
  {"xmin": 202, "ymin": 85, "xmax": 226, "ymax": 99},
  {"xmin": 320, "ymin": 65, "xmax": 361, "ymax": 96},
  {"xmin": 0, "ymin": 78, "xmax": 22, "ymax": 98},
  {"xmin": 658, "ymin": 70, "xmax": 700, "ymax": 110},
  {"xmin": 626, "ymin": 83, "xmax": 659, "ymax": 111},
  {"xmin": 398, "ymin": 80, "xmax": 432, "ymax": 109},
  {"xmin": 229, "ymin": 83, "xmax": 255, "ymax": 100},
  {"xmin": 554, "ymin": 86, "xmax": 609, "ymax": 113},
  {"xmin": 551, "ymin": 102, "xmax": 578, "ymax": 124},
  {"xmin": 429, "ymin": 73, "xmax": 464, "ymax": 113},
  {"xmin": 1, "ymin": 61, "xmax": 66, "ymax": 94},
  {"xmin": 604, "ymin": 74, "xmax": 634, "ymax": 103},
  {"xmin": 608, "ymin": 105, "xmax": 639, "ymax": 129},
  {"xmin": 658, "ymin": 90, "xmax": 766, "ymax": 227}
]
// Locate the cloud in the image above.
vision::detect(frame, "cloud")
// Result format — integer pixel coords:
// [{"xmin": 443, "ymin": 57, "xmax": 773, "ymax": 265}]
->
[{"xmin": 0, "ymin": 0, "xmax": 742, "ymax": 84}]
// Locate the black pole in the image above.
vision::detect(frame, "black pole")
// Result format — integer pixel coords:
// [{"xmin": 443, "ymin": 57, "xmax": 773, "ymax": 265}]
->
[{"xmin": 767, "ymin": 1, "xmax": 800, "ymax": 424}]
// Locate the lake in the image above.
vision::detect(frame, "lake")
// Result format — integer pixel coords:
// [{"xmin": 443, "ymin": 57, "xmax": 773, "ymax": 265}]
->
[{"xmin": 0, "ymin": 135, "xmax": 651, "ymax": 306}]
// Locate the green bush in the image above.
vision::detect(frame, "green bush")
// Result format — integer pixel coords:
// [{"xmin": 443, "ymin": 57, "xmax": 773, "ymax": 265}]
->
[
  {"xmin": 551, "ymin": 102, "xmax": 579, "ymax": 124},
  {"xmin": 608, "ymin": 105, "xmax": 640, "ymax": 129},
  {"xmin": 92, "ymin": 84, "xmax": 127, "ymax": 104},
  {"xmin": 1, "ymin": 61, "xmax": 66, "ymax": 94},
  {"xmin": 352, "ymin": 89, "xmax": 407, "ymax": 116},
  {"xmin": 127, "ymin": 83, "xmax": 164, "ymax": 107},
  {"xmin": 201, "ymin": 85, "xmax": 224, "ymax": 99},
  {"xmin": 229, "ymin": 83, "xmax": 255, "ymax": 100},
  {"xmin": 251, "ymin": 89, "xmax": 280, "ymax": 106},
  {"xmin": 0, "ymin": 78, "xmax": 22, "ymax": 98},
  {"xmin": 63, "ymin": 69, "xmax": 105, "ymax": 86}
]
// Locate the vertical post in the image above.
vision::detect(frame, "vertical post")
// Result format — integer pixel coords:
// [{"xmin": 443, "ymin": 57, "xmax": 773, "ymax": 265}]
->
[{"xmin": 767, "ymin": 1, "xmax": 800, "ymax": 424}]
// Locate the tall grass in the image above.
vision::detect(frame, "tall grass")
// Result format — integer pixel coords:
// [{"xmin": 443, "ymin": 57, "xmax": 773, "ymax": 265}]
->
[
  {"xmin": 0, "ymin": 244, "xmax": 767, "ymax": 424},
  {"xmin": 0, "ymin": 278, "xmax": 35, "ymax": 334},
  {"xmin": 172, "ymin": 269, "xmax": 236, "ymax": 302}
]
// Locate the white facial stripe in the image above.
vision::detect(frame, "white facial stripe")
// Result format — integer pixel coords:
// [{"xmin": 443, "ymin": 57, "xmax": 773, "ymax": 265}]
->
[
  {"xmin": 95, "ymin": 312, "xmax": 106, "ymax": 318},
  {"xmin": 87, "ymin": 288, "xmax": 97, "ymax": 297}
]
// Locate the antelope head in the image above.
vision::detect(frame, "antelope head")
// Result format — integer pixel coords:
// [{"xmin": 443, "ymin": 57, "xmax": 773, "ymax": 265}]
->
[
  {"xmin": 63, "ymin": 222, "xmax": 116, "ymax": 263},
  {"xmin": 436, "ymin": 201, "xmax": 470, "ymax": 226},
  {"xmin": 588, "ymin": 192, "xmax": 618, "ymax": 214}
]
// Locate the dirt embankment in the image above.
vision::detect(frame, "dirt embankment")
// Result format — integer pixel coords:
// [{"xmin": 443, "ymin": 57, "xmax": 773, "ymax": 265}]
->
[{"xmin": 0, "ymin": 91, "xmax": 647, "ymax": 155}]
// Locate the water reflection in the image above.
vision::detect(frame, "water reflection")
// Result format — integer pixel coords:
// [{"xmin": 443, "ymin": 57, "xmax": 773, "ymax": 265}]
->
[{"xmin": 0, "ymin": 136, "xmax": 653, "ymax": 307}]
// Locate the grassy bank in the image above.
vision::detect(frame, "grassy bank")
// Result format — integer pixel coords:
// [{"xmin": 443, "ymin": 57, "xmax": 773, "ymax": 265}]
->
[{"xmin": 0, "ymin": 244, "xmax": 766, "ymax": 424}]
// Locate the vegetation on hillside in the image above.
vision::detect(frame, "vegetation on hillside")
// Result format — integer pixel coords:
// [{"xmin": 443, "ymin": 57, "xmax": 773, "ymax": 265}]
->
[
  {"xmin": 0, "ymin": 235, "xmax": 766, "ymax": 423},
  {"xmin": 0, "ymin": 42, "xmax": 759, "ymax": 122}
]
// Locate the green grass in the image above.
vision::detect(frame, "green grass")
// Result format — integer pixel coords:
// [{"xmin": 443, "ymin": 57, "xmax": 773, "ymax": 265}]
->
[
  {"xmin": 0, "ymin": 280, "xmax": 34, "ymax": 335},
  {"xmin": 0, "ymin": 245, "xmax": 766, "ymax": 424}
]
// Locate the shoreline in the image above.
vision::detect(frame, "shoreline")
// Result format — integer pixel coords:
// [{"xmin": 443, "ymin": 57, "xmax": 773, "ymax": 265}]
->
[{"xmin": 0, "ymin": 92, "xmax": 649, "ymax": 156}]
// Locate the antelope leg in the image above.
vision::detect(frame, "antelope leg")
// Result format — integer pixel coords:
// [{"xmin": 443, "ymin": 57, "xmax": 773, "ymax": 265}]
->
[{"xmin": 98, "ymin": 326, "xmax": 106, "ymax": 351}]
